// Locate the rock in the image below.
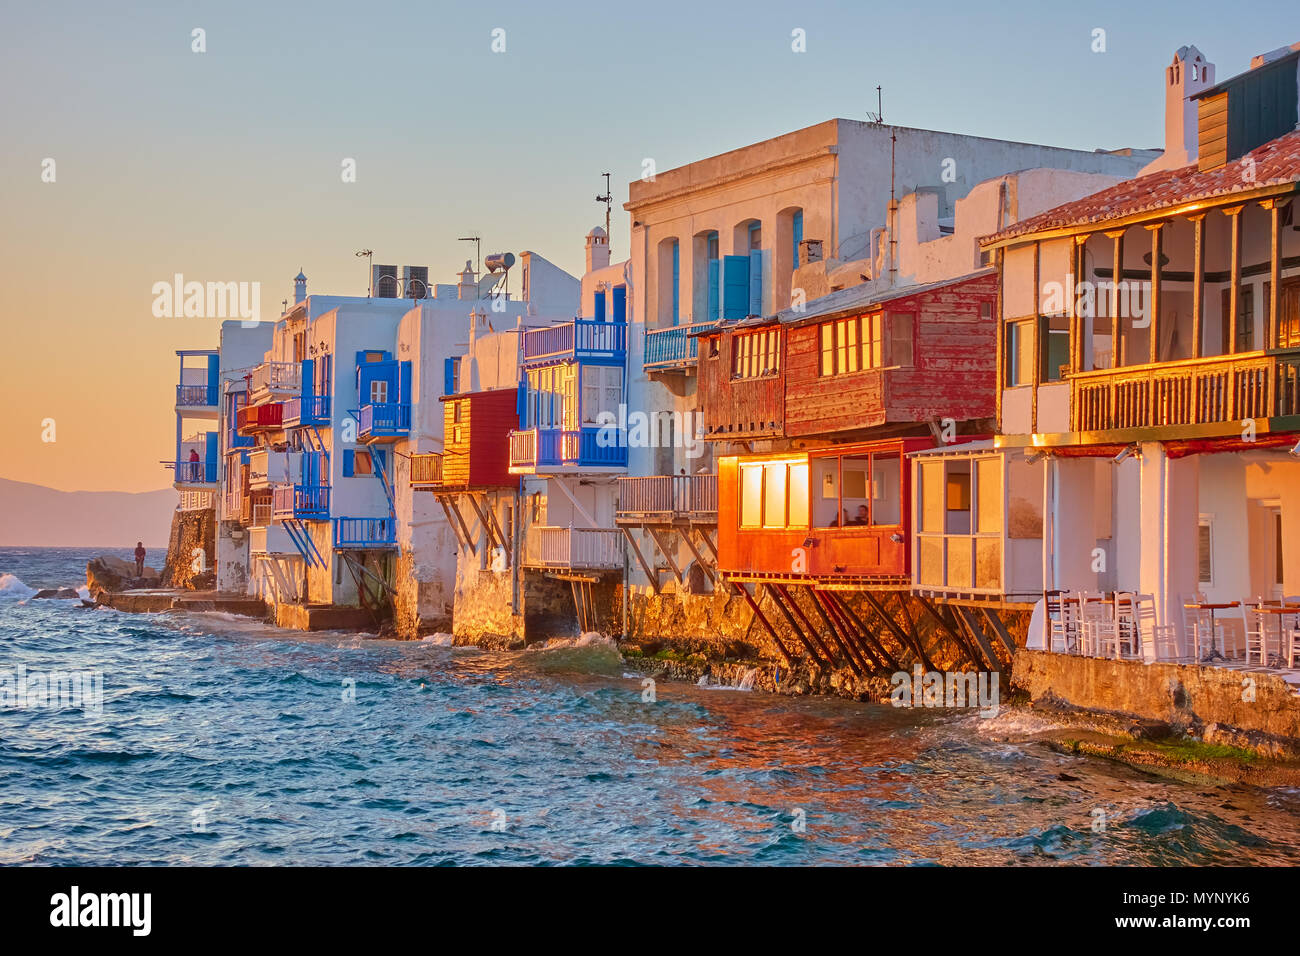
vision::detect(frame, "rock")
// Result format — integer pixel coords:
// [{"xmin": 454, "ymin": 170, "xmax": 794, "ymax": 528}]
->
[
  {"xmin": 33, "ymin": 588, "xmax": 80, "ymax": 600},
  {"xmin": 86, "ymin": 555, "xmax": 162, "ymax": 599}
]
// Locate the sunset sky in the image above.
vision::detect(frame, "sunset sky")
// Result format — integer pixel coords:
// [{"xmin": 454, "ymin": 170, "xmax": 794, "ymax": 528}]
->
[{"xmin": 1, "ymin": 0, "xmax": 1294, "ymax": 493}]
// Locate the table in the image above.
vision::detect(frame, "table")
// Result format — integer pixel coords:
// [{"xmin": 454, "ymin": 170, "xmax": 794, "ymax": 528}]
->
[
  {"xmin": 1255, "ymin": 605, "xmax": 1300, "ymax": 667},
  {"xmin": 1184, "ymin": 602, "xmax": 1239, "ymax": 663}
]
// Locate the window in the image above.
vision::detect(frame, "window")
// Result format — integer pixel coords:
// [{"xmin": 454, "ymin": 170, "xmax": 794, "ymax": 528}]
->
[
  {"xmin": 1041, "ymin": 315, "xmax": 1070, "ymax": 381},
  {"xmin": 890, "ymin": 313, "xmax": 914, "ymax": 367},
  {"xmin": 369, "ymin": 380, "xmax": 388, "ymax": 404},
  {"xmin": 1007, "ymin": 320, "xmax": 1035, "ymax": 387},
  {"xmin": 732, "ymin": 329, "xmax": 780, "ymax": 379},
  {"xmin": 763, "ymin": 463, "xmax": 787, "ymax": 527},
  {"xmin": 810, "ymin": 451, "xmax": 902, "ymax": 528},
  {"xmin": 818, "ymin": 314, "xmax": 897, "ymax": 376},
  {"xmin": 1198, "ymin": 517, "xmax": 1213, "ymax": 585},
  {"xmin": 738, "ymin": 460, "xmax": 809, "ymax": 530},
  {"xmin": 530, "ymin": 491, "xmax": 546, "ymax": 525},
  {"xmin": 740, "ymin": 464, "xmax": 763, "ymax": 528},
  {"xmin": 354, "ymin": 451, "xmax": 373, "ymax": 476},
  {"xmin": 581, "ymin": 366, "xmax": 621, "ymax": 424}
]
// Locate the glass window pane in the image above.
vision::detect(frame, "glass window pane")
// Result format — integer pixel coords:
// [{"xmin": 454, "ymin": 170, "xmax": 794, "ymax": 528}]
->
[
  {"xmin": 976, "ymin": 457, "xmax": 1002, "ymax": 534},
  {"xmin": 920, "ymin": 461, "xmax": 943, "ymax": 533},
  {"xmin": 740, "ymin": 465, "xmax": 762, "ymax": 528},
  {"xmin": 788, "ymin": 463, "xmax": 809, "ymax": 527},
  {"xmin": 763, "ymin": 463, "xmax": 787, "ymax": 528},
  {"xmin": 869, "ymin": 452, "xmax": 901, "ymax": 525}
]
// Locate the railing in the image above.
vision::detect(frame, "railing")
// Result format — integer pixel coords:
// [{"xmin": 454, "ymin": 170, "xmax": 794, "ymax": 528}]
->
[
  {"xmin": 508, "ymin": 427, "xmax": 628, "ymax": 470},
  {"xmin": 236, "ymin": 402, "xmax": 284, "ymax": 433},
  {"xmin": 409, "ymin": 453, "xmax": 443, "ymax": 486},
  {"xmin": 271, "ymin": 483, "xmax": 330, "ymax": 520},
  {"xmin": 283, "ymin": 394, "xmax": 331, "ymax": 427},
  {"xmin": 522, "ymin": 319, "xmax": 627, "ymax": 363},
  {"xmin": 168, "ymin": 460, "xmax": 215, "ymax": 484},
  {"xmin": 1072, "ymin": 349, "xmax": 1300, "ymax": 433},
  {"xmin": 359, "ymin": 403, "xmax": 411, "ymax": 440},
  {"xmin": 249, "ymin": 362, "xmax": 301, "ymax": 395},
  {"xmin": 333, "ymin": 517, "xmax": 397, "ymax": 549},
  {"xmin": 643, "ymin": 322, "xmax": 714, "ymax": 370},
  {"xmin": 176, "ymin": 384, "xmax": 217, "ymax": 406},
  {"xmin": 524, "ymin": 526, "xmax": 623, "ymax": 570},
  {"xmin": 616, "ymin": 474, "xmax": 718, "ymax": 518}
]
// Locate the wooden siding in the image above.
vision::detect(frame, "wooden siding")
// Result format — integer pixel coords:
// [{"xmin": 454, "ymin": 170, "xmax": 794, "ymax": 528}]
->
[
  {"xmin": 1198, "ymin": 91, "xmax": 1229, "ymax": 172},
  {"xmin": 440, "ymin": 389, "xmax": 518, "ymax": 489},
  {"xmin": 697, "ymin": 329, "xmax": 785, "ymax": 439},
  {"xmin": 784, "ymin": 273, "xmax": 998, "ymax": 439}
]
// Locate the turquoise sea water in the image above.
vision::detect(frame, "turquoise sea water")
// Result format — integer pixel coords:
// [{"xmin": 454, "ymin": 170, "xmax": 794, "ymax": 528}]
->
[{"xmin": 2, "ymin": 546, "xmax": 1299, "ymax": 866}]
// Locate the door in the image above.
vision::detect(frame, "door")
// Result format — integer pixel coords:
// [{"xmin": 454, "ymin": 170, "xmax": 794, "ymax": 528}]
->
[
  {"xmin": 1271, "ymin": 506, "xmax": 1285, "ymax": 601},
  {"xmin": 1279, "ymin": 278, "xmax": 1300, "ymax": 349}
]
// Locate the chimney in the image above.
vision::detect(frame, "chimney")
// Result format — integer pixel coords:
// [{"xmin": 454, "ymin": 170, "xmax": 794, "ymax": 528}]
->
[
  {"xmin": 457, "ymin": 260, "xmax": 478, "ymax": 300},
  {"xmin": 293, "ymin": 270, "xmax": 307, "ymax": 304},
  {"xmin": 586, "ymin": 226, "xmax": 610, "ymax": 273},
  {"xmin": 1164, "ymin": 46, "xmax": 1215, "ymax": 167}
]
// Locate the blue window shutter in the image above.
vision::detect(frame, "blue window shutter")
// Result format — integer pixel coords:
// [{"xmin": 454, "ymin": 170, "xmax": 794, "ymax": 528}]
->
[
  {"xmin": 204, "ymin": 432, "xmax": 217, "ymax": 482},
  {"xmin": 707, "ymin": 260, "xmax": 720, "ymax": 321},
  {"xmin": 300, "ymin": 359, "xmax": 313, "ymax": 398},
  {"xmin": 343, "ymin": 449, "xmax": 355, "ymax": 478},
  {"xmin": 612, "ymin": 285, "xmax": 626, "ymax": 323},
  {"xmin": 399, "ymin": 361, "xmax": 412, "ymax": 404},
  {"xmin": 749, "ymin": 250, "xmax": 763, "ymax": 317},
  {"xmin": 792, "ymin": 210, "xmax": 803, "ymax": 269},
  {"xmin": 721, "ymin": 255, "xmax": 749, "ymax": 320},
  {"xmin": 671, "ymin": 242, "xmax": 680, "ymax": 324},
  {"xmin": 516, "ymin": 381, "xmax": 527, "ymax": 421},
  {"xmin": 444, "ymin": 357, "xmax": 456, "ymax": 396},
  {"xmin": 593, "ymin": 291, "xmax": 606, "ymax": 322},
  {"xmin": 206, "ymin": 355, "xmax": 219, "ymax": 405}
]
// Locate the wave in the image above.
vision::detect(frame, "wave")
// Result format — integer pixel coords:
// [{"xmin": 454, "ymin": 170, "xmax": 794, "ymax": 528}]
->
[{"xmin": 0, "ymin": 574, "xmax": 37, "ymax": 601}]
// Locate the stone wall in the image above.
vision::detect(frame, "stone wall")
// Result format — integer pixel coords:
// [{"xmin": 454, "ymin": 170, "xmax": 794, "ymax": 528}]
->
[
  {"xmin": 1013, "ymin": 648, "xmax": 1300, "ymax": 749},
  {"xmin": 393, "ymin": 547, "xmax": 452, "ymax": 639},
  {"xmin": 161, "ymin": 507, "xmax": 216, "ymax": 590},
  {"xmin": 452, "ymin": 567, "xmax": 524, "ymax": 648}
]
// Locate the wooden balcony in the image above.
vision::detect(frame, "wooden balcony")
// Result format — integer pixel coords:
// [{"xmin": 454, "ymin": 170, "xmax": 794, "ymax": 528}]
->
[
  {"xmin": 523, "ymin": 526, "xmax": 623, "ymax": 571},
  {"xmin": 236, "ymin": 402, "xmax": 284, "ymax": 435},
  {"xmin": 508, "ymin": 427, "xmax": 627, "ymax": 473},
  {"xmin": 249, "ymin": 362, "xmax": 300, "ymax": 399},
  {"xmin": 409, "ymin": 453, "xmax": 443, "ymax": 488},
  {"xmin": 283, "ymin": 394, "xmax": 331, "ymax": 427},
  {"xmin": 521, "ymin": 319, "xmax": 626, "ymax": 366},
  {"xmin": 271, "ymin": 483, "xmax": 330, "ymax": 521},
  {"xmin": 643, "ymin": 322, "xmax": 714, "ymax": 372},
  {"xmin": 333, "ymin": 517, "xmax": 396, "ymax": 549},
  {"xmin": 358, "ymin": 402, "xmax": 411, "ymax": 442},
  {"xmin": 1071, "ymin": 348, "xmax": 1300, "ymax": 438},
  {"xmin": 615, "ymin": 475, "xmax": 718, "ymax": 523}
]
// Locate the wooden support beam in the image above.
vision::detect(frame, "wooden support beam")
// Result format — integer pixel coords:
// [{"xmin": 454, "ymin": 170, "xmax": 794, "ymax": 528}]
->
[
  {"xmin": 678, "ymin": 528, "xmax": 716, "ymax": 585},
  {"xmin": 855, "ymin": 590, "xmax": 918, "ymax": 671},
  {"xmin": 464, "ymin": 494, "xmax": 501, "ymax": 554},
  {"xmin": 1190, "ymin": 213, "xmax": 1206, "ymax": 358},
  {"xmin": 826, "ymin": 591, "xmax": 896, "ymax": 670},
  {"xmin": 620, "ymin": 527, "xmax": 659, "ymax": 595},
  {"xmin": 980, "ymin": 606, "xmax": 1017, "ymax": 656},
  {"xmin": 818, "ymin": 590, "xmax": 885, "ymax": 671},
  {"xmin": 774, "ymin": 584, "xmax": 837, "ymax": 666},
  {"xmin": 696, "ymin": 527, "xmax": 719, "ymax": 562},
  {"xmin": 732, "ymin": 582, "xmax": 794, "ymax": 668},
  {"xmin": 646, "ymin": 526, "xmax": 684, "ymax": 585},
  {"xmin": 1146, "ymin": 222, "xmax": 1164, "ymax": 364},
  {"xmin": 480, "ymin": 493, "xmax": 511, "ymax": 564},
  {"xmin": 913, "ymin": 595, "xmax": 981, "ymax": 669},
  {"xmin": 1261, "ymin": 198, "xmax": 1287, "ymax": 350},
  {"xmin": 807, "ymin": 588, "xmax": 869, "ymax": 677},
  {"xmin": 1225, "ymin": 204, "xmax": 1245, "ymax": 354},
  {"xmin": 894, "ymin": 593, "xmax": 936, "ymax": 672},
  {"xmin": 438, "ymin": 496, "xmax": 476, "ymax": 555},
  {"xmin": 762, "ymin": 584, "xmax": 824, "ymax": 667},
  {"xmin": 955, "ymin": 605, "xmax": 1003, "ymax": 673},
  {"xmin": 1107, "ymin": 228, "xmax": 1126, "ymax": 366}
]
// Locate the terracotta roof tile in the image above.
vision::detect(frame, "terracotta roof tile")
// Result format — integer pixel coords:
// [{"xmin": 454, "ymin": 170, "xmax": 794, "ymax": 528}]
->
[{"xmin": 981, "ymin": 129, "xmax": 1300, "ymax": 246}]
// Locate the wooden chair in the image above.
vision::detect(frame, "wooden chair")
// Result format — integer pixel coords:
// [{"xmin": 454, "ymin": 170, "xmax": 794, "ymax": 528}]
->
[
  {"xmin": 1181, "ymin": 599, "xmax": 1221, "ymax": 663},
  {"xmin": 1075, "ymin": 591, "xmax": 1109, "ymax": 657},
  {"xmin": 1150, "ymin": 624, "xmax": 1180, "ymax": 661},
  {"xmin": 1241, "ymin": 601, "xmax": 1269, "ymax": 666},
  {"xmin": 1107, "ymin": 592, "xmax": 1143, "ymax": 660},
  {"xmin": 1045, "ymin": 590, "xmax": 1076, "ymax": 654}
]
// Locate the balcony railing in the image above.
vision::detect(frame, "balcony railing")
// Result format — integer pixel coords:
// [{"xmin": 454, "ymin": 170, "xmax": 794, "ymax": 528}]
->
[
  {"xmin": 524, "ymin": 526, "xmax": 623, "ymax": 570},
  {"xmin": 271, "ymin": 483, "xmax": 331, "ymax": 521},
  {"xmin": 167, "ymin": 460, "xmax": 216, "ymax": 484},
  {"xmin": 522, "ymin": 319, "xmax": 627, "ymax": 364},
  {"xmin": 410, "ymin": 453, "xmax": 443, "ymax": 487},
  {"xmin": 333, "ymin": 517, "xmax": 397, "ymax": 549},
  {"xmin": 176, "ymin": 384, "xmax": 217, "ymax": 407},
  {"xmin": 1071, "ymin": 349, "xmax": 1300, "ymax": 434},
  {"xmin": 283, "ymin": 394, "xmax": 331, "ymax": 427},
  {"xmin": 358, "ymin": 403, "xmax": 411, "ymax": 441},
  {"xmin": 616, "ymin": 474, "xmax": 718, "ymax": 520},
  {"xmin": 249, "ymin": 362, "xmax": 301, "ymax": 396},
  {"xmin": 643, "ymin": 322, "xmax": 714, "ymax": 370},
  {"xmin": 236, "ymin": 402, "xmax": 284, "ymax": 434},
  {"xmin": 508, "ymin": 426, "xmax": 628, "ymax": 472}
]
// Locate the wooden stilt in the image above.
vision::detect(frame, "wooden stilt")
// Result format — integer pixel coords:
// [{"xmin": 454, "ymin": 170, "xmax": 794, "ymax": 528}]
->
[
  {"xmin": 646, "ymin": 526, "xmax": 684, "ymax": 585},
  {"xmin": 762, "ymin": 583, "xmax": 824, "ymax": 667},
  {"xmin": 732, "ymin": 582, "xmax": 794, "ymax": 667},
  {"xmin": 678, "ymin": 528, "xmax": 716, "ymax": 585},
  {"xmin": 820, "ymin": 591, "xmax": 888, "ymax": 671},
  {"xmin": 774, "ymin": 584, "xmax": 837, "ymax": 666},
  {"xmin": 620, "ymin": 527, "xmax": 660, "ymax": 595},
  {"xmin": 807, "ymin": 589, "xmax": 869, "ymax": 677},
  {"xmin": 829, "ymin": 591, "xmax": 903, "ymax": 671},
  {"xmin": 955, "ymin": 606, "xmax": 1004, "ymax": 673},
  {"xmin": 914, "ymin": 595, "xmax": 981, "ymax": 669}
]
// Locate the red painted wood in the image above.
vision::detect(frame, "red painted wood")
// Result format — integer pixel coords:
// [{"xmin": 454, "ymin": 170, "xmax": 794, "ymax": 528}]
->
[{"xmin": 441, "ymin": 388, "xmax": 518, "ymax": 488}]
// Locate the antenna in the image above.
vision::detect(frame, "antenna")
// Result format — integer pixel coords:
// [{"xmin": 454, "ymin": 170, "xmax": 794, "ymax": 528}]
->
[
  {"xmin": 867, "ymin": 86, "xmax": 884, "ymax": 124},
  {"xmin": 355, "ymin": 249, "xmax": 373, "ymax": 296},
  {"xmin": 458, "ymin": 236, "xmax": 482, "ymax": 279},
  {"xmin": 595, "ymin": 172, "xmax": 612, "ymax": 253}
]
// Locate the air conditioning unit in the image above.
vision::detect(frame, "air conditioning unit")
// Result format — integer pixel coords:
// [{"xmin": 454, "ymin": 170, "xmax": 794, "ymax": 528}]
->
[
  {"xmin": 371, "ymin": 264, "xmax": 399, "ymax": 298},
  {"xmin": 798, "ymin": 239, "xmax": 824, "ymax": 267},
  {"xmin": 401, "ymin": 265, "xmax": 429, "ymax": 299}
]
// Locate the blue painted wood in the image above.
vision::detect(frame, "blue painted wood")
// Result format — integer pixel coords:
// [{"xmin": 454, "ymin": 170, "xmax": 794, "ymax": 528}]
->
[
  {"xmin": 721, "ymin": 255, "xmax": 749, "ymax": 320},
  {"xmin": 707, "ymin": 260, "xmax": 720, "ymax": 321},
  {"xmin": 593, "ymin": 290, "xmax": 606, "ymax": 323},
  {"xmin": 343, "ymin": 449, "xmax": 355, "ymax": 477},
  {"xmin": 671, "ymin": 241, "xmax": 680, "ymax": 323},
  {"xmin": 612, "ymin": 285, "xmax": 626, "ymax": 323},
  {"xmin": 749, "ymin": 249, "xmax": 763, "ymax": 317},
  {"xmin": 792, "ymin": 210, "xmax": 803, "ymax": 268}
]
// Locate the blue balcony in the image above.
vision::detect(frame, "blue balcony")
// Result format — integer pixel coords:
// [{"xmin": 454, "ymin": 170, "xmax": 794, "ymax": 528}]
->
[
  {"xmin": 644, "ymin": 321, "xmax": 714, "ymax": 371},
  {"xmin": 284, "ymin": 394, "xmax": 332, "ymax": 428},
  {"xmin": 508, "ymin": 426, "xmax": 628, "ymax": 474},
  {"xmin": 176, "ymin": 384, "xmax": 218, "ymax": 407},
  {"xmin": 334, "ymin": 517, "xmax": 397, "ymax": 549},
  {"xmin": 522, "ymin": 320, "xmax": 626, "ymax": 367},
  {"xmin": 358, "ymin": 403, "xmax": 411, "ymax": 442},
  {"xmin": 166, "ymin": 460, "xmax": 217, "ymax": 485},
  {"xmin": 272, "ymin": 483, "xmax": 331, "ymax": 521}
]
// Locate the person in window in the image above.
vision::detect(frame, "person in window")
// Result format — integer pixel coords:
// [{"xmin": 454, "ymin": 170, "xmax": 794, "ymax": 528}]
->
[{"xmin": 850, "ymin": 505, "xmax": 869, "ymax": 526}]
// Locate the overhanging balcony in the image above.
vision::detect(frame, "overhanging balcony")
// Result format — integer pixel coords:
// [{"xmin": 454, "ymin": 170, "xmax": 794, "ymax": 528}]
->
[
  {"xmin": 249, "ymin": 362, "xmax": 301, "ymax": 401},
  {"xmin": 409, "ymin": 452, "xmax": 443, "ymax": 489},
  {"xmin": 176, "ymin": 383, "xmax": 218, "ymax": 410},
  {"xmin": 236, "ymin": 402, "xmax": 284, "ymax": 435},
  {"xmin": 333, "ymin": 517, "xmax": 396, "ymax": 549},
  {"xmin": 283, "ymin": 394, "xmax": 331, "ymax": 427},
  {"xmin": 358, "ymin": 403, "xmax": 411, "ymax": 442},
  {"xmin": 615, "ymin": 474, "xmax": 718, "ymax": 523},
  {"xmin": 643, "ymin": 321, "xmax": 714, "ymax": 372},
  {"xmin": 165, "ymin": 460, "xmax": 217, "ymax": 488},
  {"xmin": 523, "ymin": 526, "xmax": 623, "ymax": 571},
  {"xmin": 271, "ymin": 483, "xmax": 330, "ymax": 521},
  {"xmin": 508, "ymin": 427, "xmax": 628, "ymax": 474},
  {"xmin": 1070, "ymin": 348, "xmax": 1300, "ymax": 439},
  {"xmin": 522, "ymin": 319, "xmax": 626, "ymax": 366}
]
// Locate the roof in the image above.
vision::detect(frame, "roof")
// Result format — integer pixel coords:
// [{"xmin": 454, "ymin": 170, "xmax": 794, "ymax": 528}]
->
[
  {"xmin": 907, "ymin": 439, "xmax": 997, "ymax": 458},
  {"xmin": 774, "ymin": 268, "xmax": 996, "ymax": 326},
  {"xmin": 981, "ymin": 128, "xmax": 1300, "ymax": 247}
]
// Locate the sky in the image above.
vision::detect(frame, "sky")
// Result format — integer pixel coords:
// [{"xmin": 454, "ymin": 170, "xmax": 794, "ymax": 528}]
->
[{"xmin": 1, "ymin": 0, "xmax": 1296, "ymax": 493}]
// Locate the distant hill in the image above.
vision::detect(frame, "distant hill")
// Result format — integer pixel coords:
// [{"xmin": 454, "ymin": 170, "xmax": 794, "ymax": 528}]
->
[{"xmin": 0, "ymin": 477, "xmax": 175, "ymax": 548}]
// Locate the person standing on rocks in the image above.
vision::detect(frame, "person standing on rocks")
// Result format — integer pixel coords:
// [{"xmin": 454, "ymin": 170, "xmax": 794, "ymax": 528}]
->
[{"xmin": 134, "ymin": 542, "xmax": 146, "ymax": 578}]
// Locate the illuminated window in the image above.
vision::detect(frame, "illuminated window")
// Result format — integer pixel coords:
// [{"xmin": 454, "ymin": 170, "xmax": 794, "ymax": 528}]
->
[{"xmin": 732, "ymin": 329, "xmax": 780, "ymax": 379}]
